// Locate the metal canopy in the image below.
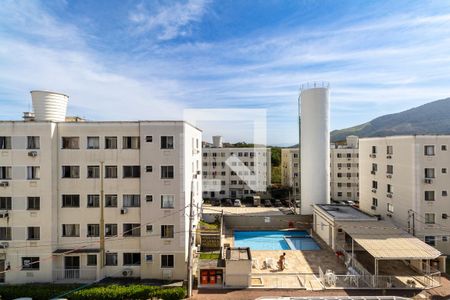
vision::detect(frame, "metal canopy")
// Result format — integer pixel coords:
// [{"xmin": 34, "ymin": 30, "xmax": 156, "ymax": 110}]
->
[{"xmin": 338, "ymin": 220, "xmax": 441, "ymax": 260}]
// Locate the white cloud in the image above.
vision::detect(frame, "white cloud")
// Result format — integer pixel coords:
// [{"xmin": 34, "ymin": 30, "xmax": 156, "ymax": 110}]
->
[{"xmin": 129, "ymin": 0, "xmax": 210, "ymax": 40}]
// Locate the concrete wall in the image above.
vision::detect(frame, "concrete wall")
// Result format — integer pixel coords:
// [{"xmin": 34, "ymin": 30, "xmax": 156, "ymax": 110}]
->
[{"xmin": 223, "ymin": 215, "xmax": 312, "ymax": 231}]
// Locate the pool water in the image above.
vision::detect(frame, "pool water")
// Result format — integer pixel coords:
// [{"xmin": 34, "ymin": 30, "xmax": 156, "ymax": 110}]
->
[{"xmin": 234, "ymin": 230, "xmax": 320, "ymax": 251}]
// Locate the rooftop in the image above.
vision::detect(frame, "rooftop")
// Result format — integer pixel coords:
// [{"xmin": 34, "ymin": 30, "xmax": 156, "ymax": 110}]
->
[
  {"xmin": 225, "ymin": 247, "xmax": 251, "ymax": 261},
  {"xmin": 315, "ymin": 204, "xmax": 377, "ymax": 221}
]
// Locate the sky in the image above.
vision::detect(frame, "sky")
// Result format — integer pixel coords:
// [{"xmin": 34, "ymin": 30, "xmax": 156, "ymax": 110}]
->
[{"xmin": 1, "ymin": 0, "xmax": 450, "ymax": 146}]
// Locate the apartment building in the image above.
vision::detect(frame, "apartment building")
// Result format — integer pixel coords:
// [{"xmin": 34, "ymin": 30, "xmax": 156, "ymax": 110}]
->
[
  {"xmin": 280, "ymin": 136, "xmax": 359, "ymax": 203},
  {"xmin": 330, "ymin": 135, "xmax": 359, "ymax": 203},
  {"xmin": 202, "ymin": 136, "xmax": 271, "ymax": 200},
  {"xmin": 359, "ymin": 135, "xmax": 450, "ymax": 254},
  {"xmin": 0, "ymin": 91, "xmax": 202, "ymax": 283}
]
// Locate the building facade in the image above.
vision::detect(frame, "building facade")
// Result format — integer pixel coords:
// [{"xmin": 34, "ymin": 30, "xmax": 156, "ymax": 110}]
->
[
  {"xmin": 359, "ymin": 135, "xmax": 450, "ymax": 254},
  {"xmin": 202, "ymin": 138, "xmax": 271, "ymax": 200},
  {"xmin": 0, "ymin": 92, "xmax": 202, "ymax": 283},
  {"xmin": 330, "ymin": 136, "xmax": 359, "ymax": 203}
]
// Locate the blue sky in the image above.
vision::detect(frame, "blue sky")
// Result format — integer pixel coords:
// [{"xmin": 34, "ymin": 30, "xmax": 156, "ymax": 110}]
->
[{"xmin": 1, "ymin": 0, "xmax": 450, "ymax": 145}]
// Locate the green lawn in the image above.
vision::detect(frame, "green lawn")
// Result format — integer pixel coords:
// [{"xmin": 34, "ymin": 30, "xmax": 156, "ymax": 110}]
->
[
  {"xmin": 198, "ymin": 220, "xmax": 219, "ymax": 230},
  {"xmin": 199, "ymin": 252, "xmax": 220, "ymax": 260}
]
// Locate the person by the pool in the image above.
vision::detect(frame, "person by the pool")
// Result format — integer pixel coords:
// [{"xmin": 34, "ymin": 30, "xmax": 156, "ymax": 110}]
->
[{"xmin": 278, "ymin": 253, "xmax": 286, "ymax": 271}]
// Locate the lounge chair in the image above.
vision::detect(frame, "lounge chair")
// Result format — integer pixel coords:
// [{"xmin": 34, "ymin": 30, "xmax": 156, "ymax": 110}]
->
[{"xmin": 265, "ymin": 258, "xmax": 275, "ymax": 269}]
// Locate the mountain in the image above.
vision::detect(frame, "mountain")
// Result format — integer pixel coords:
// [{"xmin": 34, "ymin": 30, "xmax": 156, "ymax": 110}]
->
[{"xmin": 331, "ymin": 98, "xmax": 450, "ymax": 142}]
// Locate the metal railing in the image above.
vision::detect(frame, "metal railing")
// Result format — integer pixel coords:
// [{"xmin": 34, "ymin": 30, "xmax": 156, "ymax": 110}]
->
[{"xmin": 53, "ymin": 268, "xmax": 97, "ymax": 281}]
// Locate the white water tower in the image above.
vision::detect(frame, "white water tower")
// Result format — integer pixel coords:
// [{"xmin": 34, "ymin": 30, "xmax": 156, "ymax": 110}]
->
[
  {"xmin": 31, "ymin": 90, "xmax": 68, "ymax": 122},
  {"xmin": 299, "ymin": 82, "xmax": 330, "ymax": 214}
]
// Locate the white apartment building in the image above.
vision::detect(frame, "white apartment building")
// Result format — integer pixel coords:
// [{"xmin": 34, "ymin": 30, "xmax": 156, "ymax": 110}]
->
[
  {"xmin": 280, "ymin": 136, "xmax": 359, "ymax": 203},
  {"xmin": 330, "ymin": 135, "xmax": 359, "ymax": 203},
  {"xmin": 359, "ymin": 135, "xmax": 450, "ymax": 254},
  {"xmin": 0, "ymin": 91, "xmax": 202, "ymax": 284},
  {"xmin": 202, "ymin": 137, "xmax": 271, "ymax": 200}
]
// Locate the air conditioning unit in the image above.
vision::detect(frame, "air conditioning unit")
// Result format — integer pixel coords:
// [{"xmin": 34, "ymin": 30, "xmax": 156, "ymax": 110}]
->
[
  {"xmin": 371, "ymin": 205, "xmax": 377, "ymax": 210},
  {"xmin": 387, "ymin": 155, "xmax": 392, "ymax": 159},
  {"xmin": 386, "ymin": 193, "xmax": 393, "ymax": 198},
  {"xmin": 371, "ymin": 188, "xmax": 377, "ymax": 193},
  {"xmin": 386, "ymin": 174, "xmax": 392, "ymax": 178},
  {"xmin": 386, "ymin": 213, "xmax": 392, "ymax": 217},
  {"xmin": 162, "ymin": 269, "xmax": 173, "ymax": 280},
  {"xmin": 370, "ymin": 154, "xmax": 377, "ymax": 158},
  {"xmin": 0, "ymin": 242, "xmax": 9, "ymax": 248},
  {"xmin": 0, "ymin": 181, "xmax": 9, "ymax": 187},
  {"xmin": 371, "ymin": 171, "xmax": 376, "ymax": 175},
  {"xmin": 28, "ymin": 151, "xmax": 38, "ymax": 157},
  {"xmin": 347, "ymin": 158, "xmax": 351, "ymax": 161},
  {"xmin": 197, "ymin": 170, "xmax": 201, "ymax": 175},
  {"xmin": 0, "ymin": 211, "xmax": 9, "ymax": 218},
  {"xmin": 120, "ymin": 208, "xmax": 128, "ymax": 214},
  {"xmin": 122, "ymin": 269, "xmax": 133, "ymax": 277},
  {"xmin": 424, "ymin": 178, "xmax": 433, "ymax": 184}
]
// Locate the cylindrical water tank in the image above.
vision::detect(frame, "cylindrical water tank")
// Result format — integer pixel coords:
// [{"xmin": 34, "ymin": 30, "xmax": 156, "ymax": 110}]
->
[
  {"xmin": 31, "ymin": 90, "xmax": 68, "ymax": 122},
  {"xmin": 212, "ymin": 136, "xmax": 223, "ymax": 148},
  {"xmin": 346, "ymin": 135, "xmax": 359, "ymax": 149},
  {"xmin": 300, "ymin": 83, "xmax": 330, "ymax": 214}
]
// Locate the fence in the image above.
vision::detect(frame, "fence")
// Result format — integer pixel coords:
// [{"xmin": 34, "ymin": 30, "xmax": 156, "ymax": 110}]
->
[{"xmin": 53, "ymin": 268, "xmax": 97, "ymax": 281}]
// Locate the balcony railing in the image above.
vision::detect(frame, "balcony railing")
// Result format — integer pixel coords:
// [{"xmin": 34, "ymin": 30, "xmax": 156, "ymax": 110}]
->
[{"xmin": 53, "ymin": 268, "xmax": 97, "ymax": 281}]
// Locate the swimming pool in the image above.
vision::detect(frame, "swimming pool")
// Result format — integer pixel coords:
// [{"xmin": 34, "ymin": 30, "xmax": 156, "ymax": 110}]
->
[{"xmin": 234, "ymin": 230, "xmax": 320, "ymax": 251}]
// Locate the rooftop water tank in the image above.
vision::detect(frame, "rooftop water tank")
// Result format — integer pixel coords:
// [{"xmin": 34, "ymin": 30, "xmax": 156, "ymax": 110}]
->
[
  {"xmin": 212, "ymin": 136, "xmax": 223, "ymax": 148},
  {"xmin": 30, "ymin": 90, "xmax": 68, "ymax": 122}
]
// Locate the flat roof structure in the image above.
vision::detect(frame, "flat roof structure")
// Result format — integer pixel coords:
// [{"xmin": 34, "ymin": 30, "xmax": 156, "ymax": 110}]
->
[
  {"xmin": 225, "ymin": 247, "xmax": 251, "ymax": 261},
  {"xmin": 338, "ymin": 220, "xmax": 441, "ymax": 260},
  {"xmin": 315, "ymin": 204, "xmax": 377, "ymax": 221}
]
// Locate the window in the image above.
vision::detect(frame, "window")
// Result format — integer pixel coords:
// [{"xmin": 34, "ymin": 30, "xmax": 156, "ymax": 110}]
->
[
  {"xmin": 337, "ymin": 192, "xmax": 343, "ymax": 197},
  {"xmin": 371, "ymin": 146, "xmax": 377, "ymax": 154},
  {"xmin": 161, "ymin": 166, "xmax": 174, "ymax": 179},
  {"xmin": 443, "ymin": 236, "xmax": 448, "ymax": 242},
  {"xmin": 87, "ymin": 255, "xmax": 97, "ymax": 266},
  {"xmin": 62, "ymin": 224, "xmax": 80, "ymax": 237},
  {"xmin": 443, "ymin": 191, "xmax": 448, "ymax": 197},
  {"xmin": 387, "ymin": 165, "xmax": 394, "ymax": 175},
  {"xmin": 123, "ymin": 136, "xmax": 140, "ymax": 149},
  {"xmin": 372, "ymin": 181, "xmax": 378, "ymax": 189},
  {"xmin": 347, "ymin": 192, "xmax": 352, "ymax": 198},
  {"xmin": 22, "ymin": 257, "xmax": 39, "ymax": 270},
  {"xmin": 146, "ymin": 166, "xmax": 153, "ymax": 173},
  {"xmin": 425, "ymin": 191, "xmax": 435, "ymax": 201},
  {"xmin": 161, "ymin": 225, "xmax": 174, "ymax": 238},
  {"xmin": 62, "ymin": 195, "xmax": 80, "ymax": 207},
  {"xmin": 387, "ymin": 203, "xmax": 394, "ymax": 213},
  {"xmin": 87, "ymin": 136, "xmax": 99, "ymax": 149},
  {"xmin": 372, "ymin": 163, "xmax": 377, "ymax": 172},
  {"xmin": 123, "ymin": 253, "xmax": 141, "ymax": 266},
  {"xmin": 0, "ymin": 167, "xmax": 12, "ymax": 180},
  {"xmin": 62, "ymin": 166, "xmax": 80, "ymax": 178},
  {"xmin": 425, "ymin": 168, "xmax": 435, "ymax": 179},
  {"xmin": 0, "ymin": 197, "xmax": 12, "ymax": 210},
  {"xmin": 105, "ymin": 194, "xmax": 117, "ymax": 207},
  {"xmin": 424, "ymin": 145, "xmax": 435, "ymax": 156},
  {"xmin": 425, "ymin": 236, "xmax": 436, "ymax": 246},
  {"xmin": 0, "ymin": 137, "xmax": 11, "ymax": 149},
  {"xmin": 161, "ymin": 195, "xmax": 175, "ymax": 209},
  {"xmin": 161, "ymin": 254, "xmax": 174, "ymax": 268},
  {"xmin": 123, "ymin": 195, "xmax": 140, "ymax": 207},
  {"xmin": 27, "ymin": 197, "xmax": 40, "ymax": 210},
  {"xmin": 372, "ymin": 198, "xmax": 378, "ymax": 207},
  {"xmin": 146, "ymin": 225, "xmax": 153, "ymax": 232},
  {"xmin": 105, "ymin": 224, "xmax": 117, "ymax": 237},
  {"xmin": 425, "ymin": 213, "xmax": 435, "ymax": 224},
  {"xmin": 146, "ymin": 136, "xmax": 153, "ymax": 142},
  {"xmin": 161, "ymin": 136, "xmax": 174, "ymax": 149},
  {"xmin": 145, "ymin": 254, "xmax": 153, "ymax": 262},
  {"xmin": 87, "ymin": 195, "xmax": 100, "ymax": 207},
  {"xmin": 387, "ymin": 184, "xmax": 393, "ymax": 194},
  {"xmin": 123, "ymin": 166, "xmax": 140, "ymax": 178},
  {"xmin": 146, "ymin": 195, "xmax": 153, "ymax": 202},
  {"xmin": 105, "ymin": 253, "xmax": 118, "ymax": 266},
  {"xmin": 386, "ymin": 145, "xmax": 393, "ymax": 155},
  {"xmin": 87, "ymin": 166, "xmax": 100, "ymax": 178},
  {"xmin": 346, "ymin": 153, "xmax": 351, "ymax": 158},
  {"xmin": 105, "ymin": 136, "xmax": 117, "ymax": 149},
  {"xmin": 442, "ymin": 168, "xmax": 447, "ymax": 174},
  {"xmin": 442, "ymin": 213, "xmax": 448, "ymax": 219},
  {"xmin": 62, "ymin": 137, "xmax": 79, "ymax": 149},
  {"xmin": 87, "ymin": 224, "xmax": 100, "ymax": 237},
  {"xmin": 27, "ymin": 227, "xmax": 40, "ymax": 240},
  {"xmin": 123, "ymin": 224, "xmax": 140, "ymax": 237},
  {"xmin": 105, "ymin": 166, "xmax": 117, "ymax": 178},
  {"xmin": 0, "ymin": 227, "xmax": 11, "ymax": 240},
  {"xmin": 442, "ymin": 145, "xmax": 447, "ymax": 151},
  {"xmin": 27, "ymin": 136, "xmax": 40, "ymax": 149},
  {"xmin": 27, "ymin": 166, "xmax": 40, "ymax": 180}
]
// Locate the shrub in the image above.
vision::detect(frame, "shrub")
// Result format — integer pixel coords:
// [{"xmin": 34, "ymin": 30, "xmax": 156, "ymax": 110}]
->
[
  {"xmin": 152, "ymin": 287, "xmax": 186, "ymax": 300},
  {"xmin": 70, "ymin": 284, "xmax": 159, "ymax": 300},
  {"xmin": 0, "ymin": 284, "xmax": 81, "ymax": 300}
]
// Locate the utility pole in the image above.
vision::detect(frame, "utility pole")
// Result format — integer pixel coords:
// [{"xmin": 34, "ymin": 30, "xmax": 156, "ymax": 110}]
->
[
  {"xmin": 187, "ymin": 174, "xmax": 195, "ymax": 298},
  {"xmin": 99, "ymin": 161, "xmax": 105, "ymax": 269}
]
